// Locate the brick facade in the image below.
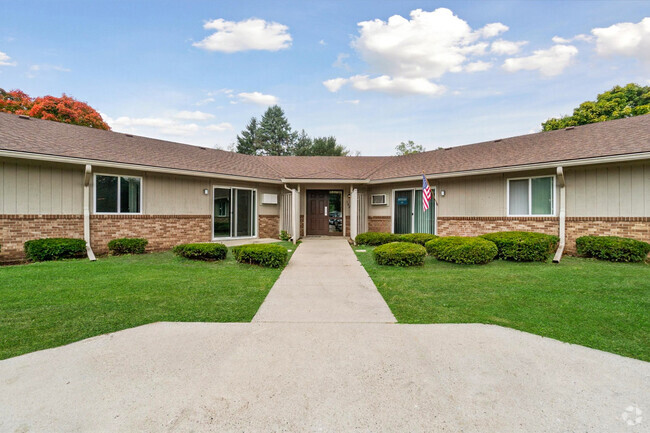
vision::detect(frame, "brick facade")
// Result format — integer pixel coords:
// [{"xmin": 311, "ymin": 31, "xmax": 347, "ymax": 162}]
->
[
  {"xmin": 259, "ymin": 215, "xmax": 280, "ymax": 239},
  {"xmin": 437, "ymin": 216, "xmax": 559, "ymax": 237},
  {"xmin": 565, "ymin": 217, "xmax": 650, "ymax": 254},
  {"xmin": 368, "ymin": 216, "xmax": 391, "ymax": 233},
  {"xmin": 90, "ymin": 215, "xmax": 212, "ymax": 255},
  {"xmin": 0, "ymin": 215, "xmax": 84, "ymax": 262}
]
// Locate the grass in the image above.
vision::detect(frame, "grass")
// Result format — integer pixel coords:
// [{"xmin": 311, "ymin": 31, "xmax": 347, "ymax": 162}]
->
[
  {"xmin": 0, "ymin": 242, "xmax": 295, "ymax": 360},
  {"xmin": 355, "ymin": 246, "xmax": 650, "ymax": 361}
]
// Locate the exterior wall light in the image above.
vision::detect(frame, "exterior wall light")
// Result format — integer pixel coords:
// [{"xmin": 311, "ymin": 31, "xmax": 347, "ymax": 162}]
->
[
  {"xmin": 203, "ymin": 189, "xmax": 209, "ymax": 195},
  {"xmin": 440, "ymin": 190, "xmax": 446, "ymax": 197}
]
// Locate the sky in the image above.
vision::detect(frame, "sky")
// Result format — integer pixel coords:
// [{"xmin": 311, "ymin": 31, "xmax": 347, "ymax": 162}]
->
[{"xmin": 1, "ymin": 0, "xmax": 649, "ymax": 155}]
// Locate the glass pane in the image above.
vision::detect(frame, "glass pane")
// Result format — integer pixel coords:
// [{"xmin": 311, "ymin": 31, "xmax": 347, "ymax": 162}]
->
[
  {"xmin": 214, "ymin": 188, "xmax": 231, "ymax": 238},
  {"xmin": 236, "ymin": 189, "xmax": 253, "ymax": 237},
  {"xmin": 328, "ymin": 191, "xmax": 343, "ymax": 233},
  {"xmin": 96, "ymin": 175, "xmax": 118, "ymax": 213},
  {"xmin": 414, "ymin": 189, "xmax": 435, "ymax": 234},
  {"xmin": 120, "ymin": 177, "xmax": 141, "ymax": 213},
  {"xmin": 509, "ymin": 179, "xmax": 529, "ymax": 215},
  {"xmin": 393, "ymin": 190, "xmax": 412, "ymax": 234},
  {"xmin": 531, "ymin": 177, "xmax": 553, "ymax": 215}
]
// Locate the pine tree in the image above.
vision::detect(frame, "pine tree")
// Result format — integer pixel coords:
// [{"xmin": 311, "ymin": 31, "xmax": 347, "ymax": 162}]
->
[
  {"xmin": 235, "ymin": 117, "xmax": 259, "ymax": 155},
  {"xmin": 257, "ymin": 105, "xmax": 297, "ymax": 156}
]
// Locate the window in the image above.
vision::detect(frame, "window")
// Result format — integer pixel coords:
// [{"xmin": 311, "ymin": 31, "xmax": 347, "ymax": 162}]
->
[
  {"xmin": 95, "ymin": 174, "xmax": 141, "ymax": 214},
  {"xmin": 392, "ymin": 188, "xmax": 436, "ymax": 234},
  {"xmin": 213, "ymin": 187, "xmax": 257, "ymax": 238},
  {"xmin": 508, "ymin": 176, "xmax": 554, "ymax": 216}
]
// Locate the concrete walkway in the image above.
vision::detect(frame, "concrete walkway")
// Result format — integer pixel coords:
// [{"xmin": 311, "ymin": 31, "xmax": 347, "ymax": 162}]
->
[{"xmin": 253, "ymin": 238, "xmax": 395, "ymax": 323}]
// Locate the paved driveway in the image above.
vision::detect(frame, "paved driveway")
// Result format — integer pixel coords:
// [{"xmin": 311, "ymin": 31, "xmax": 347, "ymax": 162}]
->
[{"xmin": 1, "ymin": 238, "xmax": 648, "ymax": 432}]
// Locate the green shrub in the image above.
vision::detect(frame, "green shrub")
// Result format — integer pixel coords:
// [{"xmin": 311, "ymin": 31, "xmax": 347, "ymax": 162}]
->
[
  {"xmin": 232, "ymin": 244, "xmax": 288, "ymax": 268},
  {"xmin": 480, "ymin": 231, "xmax": 558, "ymax": 262},
  {"xmin": 24, "ymin": 238, "xmax": 86, "ymax": 262},
  {"xmin": 107, "ymin": 238, "xmax": 148, "ymax": 255},
  {"xmin": 425, "ymin": 236, "xmax": 498, "ymax": 265},
  {"xmin": 373, "ymin": 242, "xmax": 426, "ymax": 267},
  {"xmin": 173, "ymin": 243, "xmax": 227, "ymax": 261},
  {"xmin": 355, "ymin": 232, "xmax": 401, "ymax": 246},
  {"xmin": 576, "ymin": 236, "xmax": 650, "ymax": 262},
  {"xmin": 279, "ymin": 230, "xmax": 291, "ymax": 241},
  {"xmin": 399, "ymin": 233, "xmax": 439, "ymax": 246}
]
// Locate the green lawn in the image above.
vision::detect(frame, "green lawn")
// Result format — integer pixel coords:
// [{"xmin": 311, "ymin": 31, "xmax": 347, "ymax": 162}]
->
[
  {"xmin": 355, "ymin": 246, "xmax": 650, "ymax": 361},
  {"xmin": 0, "ymin": 242, "xmax": 295, "ymax": 360}
]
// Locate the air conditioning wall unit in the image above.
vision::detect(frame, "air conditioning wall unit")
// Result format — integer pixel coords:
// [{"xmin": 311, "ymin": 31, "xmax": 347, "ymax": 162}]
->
[
  {"xmin": 261, "ymin": 193, "xmax": 278, "ymax": 205},
  {"xmin": 371, "ymin": 194, "xmax": 387, "ymax": 206}
]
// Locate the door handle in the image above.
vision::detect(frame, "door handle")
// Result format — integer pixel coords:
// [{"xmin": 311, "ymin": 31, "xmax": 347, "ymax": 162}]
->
[{"xmin": 324, "ymin": 206, "xmax": 328, "ymax": 216}]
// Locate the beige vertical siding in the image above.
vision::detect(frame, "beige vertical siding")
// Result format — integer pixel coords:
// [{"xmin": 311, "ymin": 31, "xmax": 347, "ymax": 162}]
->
[
  {"xmin": 0, "ymin": 159, "xmax": 83, "ymax": 214},
  {"xmin": 565, "ymin": 162, "xmax": 650, "ymax": 217}
]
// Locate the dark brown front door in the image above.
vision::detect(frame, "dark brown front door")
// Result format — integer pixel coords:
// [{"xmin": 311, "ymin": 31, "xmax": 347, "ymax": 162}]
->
[{"xmin": 307, "ymin": 190, "xmax": 330, "ymax": 235}]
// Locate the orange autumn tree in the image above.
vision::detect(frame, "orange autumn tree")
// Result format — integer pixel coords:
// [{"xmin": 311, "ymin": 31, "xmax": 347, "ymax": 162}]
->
[{"xmin": 0, "ymin": 88, "xmax": 110, "ymax": 130}]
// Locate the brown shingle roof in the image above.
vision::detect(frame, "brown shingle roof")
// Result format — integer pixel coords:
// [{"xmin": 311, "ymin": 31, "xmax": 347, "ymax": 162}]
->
[{"xmin": 1, "ymin": 111, "xmax": 649, "ymax": 182}]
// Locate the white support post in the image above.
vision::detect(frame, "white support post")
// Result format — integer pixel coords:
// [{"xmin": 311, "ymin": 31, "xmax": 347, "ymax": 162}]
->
[
  {"xmin": 291, "ymin": 186, "xmax": 301, "ymax": 244},
  {"xmin": 350, "ymin": 187, "xmax": 358, "ymax": 242},
  {"xmin": 83, "ymin": 165, "xmax": 96, "ymax": 261}
]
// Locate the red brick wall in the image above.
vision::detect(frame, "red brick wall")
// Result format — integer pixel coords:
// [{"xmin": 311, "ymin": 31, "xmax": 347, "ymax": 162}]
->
[
  {"xmin": 345, "ymin": 216, "xmax": 350, "ymax": 237},
  {"xmin": 0, "ymin": 215, "xmax": 84, "ymax": 262},
  {"xmin": 437, "ymin": 217, "xmax": 559, "ymax": 237},
  {"xmin": 566, "ymin": 217, "xmax": 650, "ymax": 254},
  {"xmin": 259, "ymin": 215, "xmax": 279, "ymax": 239},
  {"xmin": 90, "ymin": 215, "xmax": 212, "ymax": 255},
  {"xmin": 367, "ymin": 216, "xmax": 391, "ymax": 233}
]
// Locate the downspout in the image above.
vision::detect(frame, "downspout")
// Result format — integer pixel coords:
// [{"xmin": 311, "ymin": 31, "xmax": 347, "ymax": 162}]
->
[
  {"xmin": 283, "ymin": 184, "xmax": 299, "ymax": 245},
  {"xmin": 553, "ymin": 166, "xmax": 565, "ymax": 263},
  {"xmin": 83, "ymin": 165, "xmax": 96, "ymax": 261}
]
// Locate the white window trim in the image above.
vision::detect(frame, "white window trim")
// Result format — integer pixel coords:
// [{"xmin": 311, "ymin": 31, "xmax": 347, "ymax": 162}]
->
[
  {"xmin": 506, "ymin": 175, "xmax": 556, "ymax": 217},
  {"xmin": 212, "ymin": 185, "xmax": 258, "ymax": 241},
  {"xmin": 391, "ymin": 187, "xmax": 437, "ymax": 235},
  {"xmin": 93, "ymin": 173, "xmax": 143, "ymax": 215}
]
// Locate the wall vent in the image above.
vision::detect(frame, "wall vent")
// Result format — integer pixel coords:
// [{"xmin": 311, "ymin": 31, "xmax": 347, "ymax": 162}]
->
[
  {"xmin": 565, "ymin": 126, "xmax": 575, "ymax": 130},
  {"xmin": 18, "ymin": 115, "xmax": 30, "ymax": 120},
  {"xmin": 125, "ymin": 134, "xmax": 134, "ymax": 137}
]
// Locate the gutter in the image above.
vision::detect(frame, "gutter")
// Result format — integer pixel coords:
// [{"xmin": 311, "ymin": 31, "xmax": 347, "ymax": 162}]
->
[
  {"xmin": 83, "ymin": 165, "xmax": 96, "ymax": 261},
  {"xmin": 283, "ymin": 184, "xmax": 300, "ymax": 244},
  {"xmin": 553, "ymin": 166, "xmax": 566, "ymax": 263},
  {"xmin": 280, "ymin": 178, "xmax": 370, "ymax": 184}
]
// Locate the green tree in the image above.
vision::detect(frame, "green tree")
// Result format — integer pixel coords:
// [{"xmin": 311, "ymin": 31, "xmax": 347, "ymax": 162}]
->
[
  {"xmin": 308, "ymin": 136, "xmax": 349, "ymax": 156},
  {"xmin": 542, "ymin": 83, "xmax": 650, "ymax": 131},
  {"xmin": 257, "ymin": 105, "xmax": 297, "ymax": 156},
  {"xmin": 395, "ymin": 140, "xmax": 425, "ymax": 155},
  {"xmin": 291, "ymin": 129, "xmax": 313, "ymax": 156},
  {"xmin": 236, "ymin": 117, "xmax": 259, "ymax": 155}
]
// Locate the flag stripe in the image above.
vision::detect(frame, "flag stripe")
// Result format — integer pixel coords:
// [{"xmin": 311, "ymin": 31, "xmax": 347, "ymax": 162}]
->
[{"xmin": 422, "ymin": 174, "xmax": 431, "ymax": 212}]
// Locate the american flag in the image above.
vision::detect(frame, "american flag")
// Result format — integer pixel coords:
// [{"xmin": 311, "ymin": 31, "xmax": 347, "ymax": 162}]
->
[{"xmin": 422, "ymin": 174, "xmax": 432, "ymax": 211}]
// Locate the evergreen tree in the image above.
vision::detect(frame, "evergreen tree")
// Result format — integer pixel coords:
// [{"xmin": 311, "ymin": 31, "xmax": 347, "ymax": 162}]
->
[
  {"xmin": 291, "ymin": 129, "xmax": 313, "ymax": 156},
  {"xmin": 257, "ymin": 105, "xmax": 297, "ymax": 156},
  {"xmin": 309, "ymin": 136, "xmax": 349, "ymax": 156},
  {"xmin": 235, "ymin": 117, "xmax": 259, "ymax": 155}
]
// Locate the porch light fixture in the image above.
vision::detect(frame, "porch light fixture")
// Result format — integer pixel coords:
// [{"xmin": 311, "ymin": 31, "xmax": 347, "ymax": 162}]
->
[
  {"xmin": 440, "ymin": 190, "xmax": 446, "ymax": 197},
  {"xmin": 203, "ymin": 189, "xmax": 209, "ymax": 195}
]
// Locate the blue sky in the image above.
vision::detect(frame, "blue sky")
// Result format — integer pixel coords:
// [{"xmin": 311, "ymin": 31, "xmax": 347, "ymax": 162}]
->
[{"xmin": 1, "ymin": 1, "xmax": 649, "ymax": 155}]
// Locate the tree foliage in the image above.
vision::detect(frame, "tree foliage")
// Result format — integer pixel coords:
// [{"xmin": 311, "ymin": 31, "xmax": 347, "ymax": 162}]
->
[
  {"xmin": 395, "ymin": 140, "xmax": 425, "ymax": 155},
  {"xmin": 0, "ymin": 88, "xmax": 110, "ymax": 130},
  {"xmin": 235, "ymin": 105, "xmax": 349, "ymax": 156},
  {"xmin": 542, "ymin": 83, "xmax": 650, "ymax": 131}
]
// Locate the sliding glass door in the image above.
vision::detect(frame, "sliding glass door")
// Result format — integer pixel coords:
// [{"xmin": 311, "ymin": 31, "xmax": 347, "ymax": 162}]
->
[
  {"xmin": 393, "ymin": 189, "xmax": 436, "ymax": 235},
  {"xmin": 213, "ymin": 187, "xmax": 257, "ymax": 238}
]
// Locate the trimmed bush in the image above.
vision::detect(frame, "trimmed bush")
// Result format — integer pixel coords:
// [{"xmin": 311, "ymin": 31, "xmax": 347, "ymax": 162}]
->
[
  {"xmin": 232, "ymin": 244, "xmax": 288, "ymax": 268},
  {"xmin": 279, "ymin": 230, "xmax": 291, "ymax": 241},
  {"xmin": 108, "ymin": 238, "xmax": 148, "ymax": 255},
  {"xmin": 173, "ymin": 243, "xmax": 227, "ymax": 261},
  {"xmin": 399, "ymin": 233, "xmax": 439, "ymax": 246},
  {"xmin": 355, "ymin": 232, "xmax": 401, "ymax": 246},
  {"xmin": 480, "ymin": 231, "xmax": 558, "ymax": 262},
  {"xmin": 373, "ymin": 242, "xmax": 426, "ymax": 267},
  {"xmin": 24, "ymin": 238, "xmax": 86, "ymax": 262},
  {"xmin": 576, "ymin": 236, "xmax": 650, "ymax": 263},
  {"xmin": 425, "ymin": 236, "xmax": 498, "ymax": 265}
]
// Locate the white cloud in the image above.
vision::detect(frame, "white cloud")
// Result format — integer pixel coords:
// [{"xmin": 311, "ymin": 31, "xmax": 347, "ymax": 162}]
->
[
  {"xmin": 193, "ymin": 18, "xmax": 292, "ymax": 53},
  {"xmin": 478, "ymin": 22, "xmax": 509, "ymax": 38},
  {"xmin": 352, "ymin": 8, "xmax": 508, "ymax": 80},
  {"xmin": 319, "ymin": 39, "xmax": 326, "ymax": 46},
  {"xmin": 206, "ymin": 122, "xmax": 233, "ymax": 131},
  {"xmin": 333, "ymin": 53, "xmax": 350, "ymax": 69},
  {"xmin": 174, "ymin": 110, "xmax": 215, "ymax": 120},
  {"xmin": 502, "ymin": 44, "xmax": 578, "ymax": 77},
  {"xmin": 591, "ymin": 17, "xmax": 650, "ymax": 62},
  {"xmin": 323, "ymin": 78, "xmax": 348, "ymax": 92},
  {"xmin": 237, "ymin": 91, "xmax": 278, "ymax": 106},
  {"xmin": 347, "ymin": 75, "xmax": 445, "ymax": 96},
  {"xmin": 338, "ymin": 99, "xmax": 360, "ymax": 105},
  {"xmin": 551, "ymin": 34, "xmax": 592, "ymax": 44},
  {"xmin": 0, "ymin": 51, "xmax": 16, "ymax": 66},
  {"xmin": 491, "ymin": 39, "xmax": 527, "ymax": 55},
  {"xmin": 465, "ymin": 60, "xmax": 492, "ymax": 72},
  {"xmin": 196, "ymin": 97, "xmax": 215, "ymax": 106}
]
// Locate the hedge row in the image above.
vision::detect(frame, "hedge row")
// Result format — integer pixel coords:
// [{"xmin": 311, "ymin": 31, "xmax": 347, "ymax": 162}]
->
[
  {"xmin": 173, "ymin": 243, "xmax": 228, "ymax": 261},
  {"xmin": 232, "ymin": 244, "xmax": 288, "ymax": 268},
  {"xmin": 356, "ymin": 232, "xmax": 438, "ymax": 246},
  {"xmin": 24, "ymin": 238, "xmax": 87, "ymax": 262},
  {"xmin": 373, "ymin": 242, "xmax": 426, "ymax": 267},
  {"xmin": 480, "ymin": 231, "xmax": 558, "ymax": 262},
  {"xmin": 425, "ymin": 236, "xmax": 498, "ymax": 265},
  {"xmin": 577, "ymin": 235, "xmax": 650, "ymax": 262},
  {"xmin": 108, "ymin": 238, "xmax": 148, "ymax": 255}
]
